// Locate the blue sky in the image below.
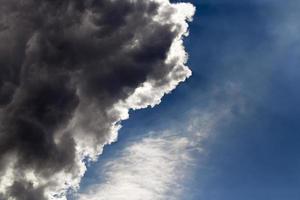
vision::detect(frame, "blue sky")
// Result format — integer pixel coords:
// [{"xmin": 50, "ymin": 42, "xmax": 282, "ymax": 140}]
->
[{"xmin": 76, "ymin": 0, "xmax": 300, "ymax": 199}]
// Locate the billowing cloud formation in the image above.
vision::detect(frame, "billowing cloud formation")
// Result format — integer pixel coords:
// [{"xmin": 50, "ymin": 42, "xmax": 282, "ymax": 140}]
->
[{"xmin": 0, "ymin": 0, "xmax": 195, "ymax": 199}]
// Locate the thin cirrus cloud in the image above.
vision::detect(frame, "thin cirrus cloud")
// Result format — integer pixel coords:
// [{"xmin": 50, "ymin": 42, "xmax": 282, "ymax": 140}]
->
[
  {"xmin": 77, "ymin": 88, "xmax": 239, "ymax": 200},
  {"xmin": 78, "ymin": 132, "xmax": 194, "ymax": 200}
]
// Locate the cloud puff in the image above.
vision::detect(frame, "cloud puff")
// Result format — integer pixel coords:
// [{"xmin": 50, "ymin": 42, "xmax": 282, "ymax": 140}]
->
[{"xmin": 0, "ymin": 0, "xmax": 195, "ymax": 199}]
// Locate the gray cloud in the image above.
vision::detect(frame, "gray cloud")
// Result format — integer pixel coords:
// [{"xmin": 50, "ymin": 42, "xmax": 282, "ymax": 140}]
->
[{"xmin": 0, "ymin": 0, "xmax": 195, "ymax": 199}]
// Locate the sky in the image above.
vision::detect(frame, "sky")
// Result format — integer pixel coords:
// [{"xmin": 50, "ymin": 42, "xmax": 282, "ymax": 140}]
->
[
  {"xmin": 78, "ymin": 0, "xmax": 300, "ymax": 200},
  {"xmin": 0, "ymin": 0, "xmax": 300, "ymax": 199}
]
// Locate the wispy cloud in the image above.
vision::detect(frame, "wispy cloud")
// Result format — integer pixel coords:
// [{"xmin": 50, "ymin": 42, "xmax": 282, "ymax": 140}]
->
[
  {"xmin": 76, "ymin": 89, "xmax": 238, "ymax": 200},
  {"xmin": 77, "ymin": 132, "xmax": 194, "ymax": 200}
]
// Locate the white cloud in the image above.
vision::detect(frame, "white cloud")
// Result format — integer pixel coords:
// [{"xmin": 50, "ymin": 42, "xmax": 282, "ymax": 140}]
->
[
  {"xmin": 76, "ymin": 102, "xmax": 234, "ymax": 200},
  {"xmin": 75, "ymin": 76, "xmax": 247, "ymax": 200},
  {"xmin": 77, "ymin": 132, "xmax": 194, "ymax": 200}
]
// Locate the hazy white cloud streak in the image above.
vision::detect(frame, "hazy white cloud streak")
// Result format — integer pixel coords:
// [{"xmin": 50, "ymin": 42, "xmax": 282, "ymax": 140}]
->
[{"xmin": 78, "ymin": 133, "xmax": 193, "ymax": 200}]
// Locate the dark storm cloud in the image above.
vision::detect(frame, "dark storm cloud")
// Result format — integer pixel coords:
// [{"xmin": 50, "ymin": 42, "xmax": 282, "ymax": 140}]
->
[
  {"xmin": 0, "ymin": 0, "xmax": 194, "ymax": 199},
  {"xmin": 7, "ymin": 181, "xmax": 46, "ymax": 200}
]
